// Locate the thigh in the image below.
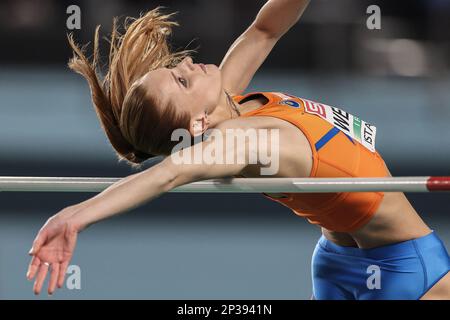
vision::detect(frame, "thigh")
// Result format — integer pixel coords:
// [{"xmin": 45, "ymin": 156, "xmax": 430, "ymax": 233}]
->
[{"xmin": 420, "ymin": 272, "xmax": 450, "ymax": 300}]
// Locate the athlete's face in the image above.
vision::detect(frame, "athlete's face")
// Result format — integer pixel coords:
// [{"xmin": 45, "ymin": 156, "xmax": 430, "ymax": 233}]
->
[{"xmin": 139, "ymin": 57, "xmax": 223, "ymax": 119}]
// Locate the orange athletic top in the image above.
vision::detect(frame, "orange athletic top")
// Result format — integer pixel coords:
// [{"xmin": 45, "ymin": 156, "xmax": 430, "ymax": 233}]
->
[{"xmin": 232, "ymin": 91, "xmax": 389, "ymax": 233}]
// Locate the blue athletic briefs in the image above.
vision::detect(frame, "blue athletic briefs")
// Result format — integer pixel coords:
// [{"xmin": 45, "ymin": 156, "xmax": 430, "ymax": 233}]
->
[{"xmin": 311, "ymin": 231, "xmax": 450, "ymax": 300}]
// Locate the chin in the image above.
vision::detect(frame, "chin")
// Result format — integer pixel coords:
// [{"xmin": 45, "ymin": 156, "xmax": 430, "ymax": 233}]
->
[{"xmin": 208, "ymin": 64, "xmax": 219, "ymax": 72}]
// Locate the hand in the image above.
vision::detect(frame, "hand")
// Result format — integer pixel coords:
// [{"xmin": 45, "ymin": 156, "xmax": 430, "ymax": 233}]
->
[{"xmin": 26, "ymin": 206, "xmax": 80, "ymax": 295}]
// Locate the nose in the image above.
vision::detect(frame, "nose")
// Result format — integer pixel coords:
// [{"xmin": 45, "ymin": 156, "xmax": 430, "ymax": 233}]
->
[{"xmin": 182, "ymin": 56, "xmax": 195, "ymax": 71}]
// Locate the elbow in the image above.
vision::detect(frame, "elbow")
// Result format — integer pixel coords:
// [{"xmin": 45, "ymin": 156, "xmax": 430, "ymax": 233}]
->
[
  {"xmin": 142, "ymin": 159, "xmax": 177, "ymax": 194},
  {"xmin": 155, "ymin": 157, "xmax": 184, "ymax": 193},
  {"xmin": 250, "ymin": 22, "xmax": 282, "ymax": 41},
  {"xmin": 161, "ymin": 166, "xmax": 178, "ymax": 193}
]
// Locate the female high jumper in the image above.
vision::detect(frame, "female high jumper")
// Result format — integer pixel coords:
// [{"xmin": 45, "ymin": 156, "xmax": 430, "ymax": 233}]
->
[{"xmin": 26, "ymin": 1, "xmax": 449, "ymax": 299}]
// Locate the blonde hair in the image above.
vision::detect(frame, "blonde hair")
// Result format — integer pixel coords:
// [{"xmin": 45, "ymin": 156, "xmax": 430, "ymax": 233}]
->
[{"xmin": 68, "ymin": 6, "xmax": 196, "ymax": 169}]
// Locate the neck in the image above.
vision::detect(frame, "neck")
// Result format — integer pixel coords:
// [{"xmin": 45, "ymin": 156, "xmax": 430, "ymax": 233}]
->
[{"xmin": 208, "ymin": 90, "xmax": 239, "ymax": 127}]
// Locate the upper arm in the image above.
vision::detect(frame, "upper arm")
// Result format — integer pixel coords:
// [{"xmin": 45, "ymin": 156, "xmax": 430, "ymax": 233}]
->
[
  {"xmin": 219, "ymin": 0, "xmax": 310, "ymax": 96},
  {"xmin": 161, "ymin": 120, "xmax": 272, "ymax": 189},
  {"xmin": 219, "ymin": 24, "xmax": 279, "ymax": 96}
]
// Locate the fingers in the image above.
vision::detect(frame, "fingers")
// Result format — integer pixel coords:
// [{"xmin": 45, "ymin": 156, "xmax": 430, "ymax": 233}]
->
[
  {"xmin": 48, "ymin": 263, "xmax": 60, "ymax": 295},
  {"xmin": 57, "ymin": 261, "xmax": 69, "ymax": 289},
  {"xmin": 26, "ymin": 255, "xmax": 41, "ymax": 281},
  {"xmin": 29, "ymin": 231, "xmax": 48, "ymax": 256},
  {"xmin": 28, "ymin": 258, "xmax": 66, "ymax": 295},
  {"xmin": 33, "ymin": 262, "xmax": 49, "ymax": 295}
]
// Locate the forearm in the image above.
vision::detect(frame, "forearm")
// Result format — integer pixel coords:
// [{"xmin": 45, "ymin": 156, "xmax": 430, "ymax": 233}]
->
[
  {"xmin": 68, "ymin": 165, "xmax": 174, "ymax": 231},
  {"xmin": 68, "ymin": 172, "xmax": 140, "ymax": 212},
  {"xmin": 254, "ymin": 0, "xmax": 310, "ymax": 38}
]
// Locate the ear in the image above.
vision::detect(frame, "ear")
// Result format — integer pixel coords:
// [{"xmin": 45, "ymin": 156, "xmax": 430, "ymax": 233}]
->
[{"xmin": 189, "ymin": 112, "xmax": 209, "ymax": 137}]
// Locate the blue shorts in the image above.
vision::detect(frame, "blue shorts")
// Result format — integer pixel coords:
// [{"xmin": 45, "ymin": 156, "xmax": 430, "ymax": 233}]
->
[{"xmin": 311, "ymin": 231, "xmax": 450, "ymax": 300}]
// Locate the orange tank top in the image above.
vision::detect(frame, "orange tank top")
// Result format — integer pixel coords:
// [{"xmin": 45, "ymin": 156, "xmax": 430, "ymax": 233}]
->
[{"xmin": 232, "ymin": 91, "xmax": 389, "ymax": 232}]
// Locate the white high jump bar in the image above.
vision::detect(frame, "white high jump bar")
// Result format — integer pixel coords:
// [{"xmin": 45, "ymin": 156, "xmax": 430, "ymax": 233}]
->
[{"xmin": 0, "ymin": 176, "xmax": 449, "ymax": 193}]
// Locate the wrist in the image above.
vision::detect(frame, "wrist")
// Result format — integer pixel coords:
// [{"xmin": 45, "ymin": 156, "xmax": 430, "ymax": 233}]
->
[{"xmin": 65, "ymin": 200, "xmax": 96, "ymax": 232}]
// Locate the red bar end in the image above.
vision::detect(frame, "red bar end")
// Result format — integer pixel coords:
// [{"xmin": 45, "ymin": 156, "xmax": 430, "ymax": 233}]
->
[{"xmin": 426, "ymin": 176, "xmax": 450, "ymax": 191}]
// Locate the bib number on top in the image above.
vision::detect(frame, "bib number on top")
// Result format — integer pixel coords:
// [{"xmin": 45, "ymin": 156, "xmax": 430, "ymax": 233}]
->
[{"xmin": 275, "ymin": 93, "xmax": 377, "ymax": 152}]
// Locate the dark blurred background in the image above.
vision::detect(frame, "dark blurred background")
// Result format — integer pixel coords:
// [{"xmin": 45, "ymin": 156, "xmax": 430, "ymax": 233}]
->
[{"xmin": 0, "ymin": 0, "xmax": 449, "ymax": 299}]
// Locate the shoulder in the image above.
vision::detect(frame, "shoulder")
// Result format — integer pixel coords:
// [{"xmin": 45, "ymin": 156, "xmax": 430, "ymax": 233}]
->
[
  {"xmin": 213, "ymin": 117, "xmax": 261, "ymax": 130},
  {"xmin": 212, "ymin": 115, "xmax": 310, "ymax": 148}
]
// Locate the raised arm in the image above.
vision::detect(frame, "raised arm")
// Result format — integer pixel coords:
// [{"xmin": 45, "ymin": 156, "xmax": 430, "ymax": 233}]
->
[{"xmin": 220, "ymin": 0, "xmax": 310, "ymax": 96}]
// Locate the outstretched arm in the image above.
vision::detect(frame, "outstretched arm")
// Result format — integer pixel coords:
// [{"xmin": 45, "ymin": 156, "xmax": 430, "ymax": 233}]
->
[
  {"xmin": 62, "ymin": 122, "xmax": 259, "ymax": 231},
  {"xmin": 220, "ymin": 0, "xmax": 310, "ymax": 96},
  {"xmin": 27, "ymin": 119, "xmax": 269, "ymax": 294}
]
